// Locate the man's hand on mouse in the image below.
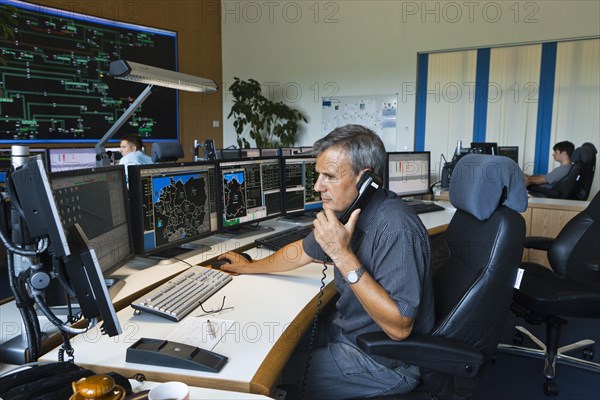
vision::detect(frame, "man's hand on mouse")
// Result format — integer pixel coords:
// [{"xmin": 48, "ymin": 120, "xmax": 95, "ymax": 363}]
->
[{"xmin": 216, "ymin": 251, "xmax": 253, "ymax": 274}]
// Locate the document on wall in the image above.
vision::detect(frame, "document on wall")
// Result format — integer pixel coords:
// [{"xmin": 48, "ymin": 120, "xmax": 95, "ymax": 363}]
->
[{"xmin": 166, "ymin": 317, "xmax": 235, "ymax": 351}]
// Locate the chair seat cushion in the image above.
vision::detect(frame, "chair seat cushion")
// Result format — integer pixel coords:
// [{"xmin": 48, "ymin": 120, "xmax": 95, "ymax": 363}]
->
[{"xmin": 514, "ymin": 263, "xmax": 600, "ymax": 318}]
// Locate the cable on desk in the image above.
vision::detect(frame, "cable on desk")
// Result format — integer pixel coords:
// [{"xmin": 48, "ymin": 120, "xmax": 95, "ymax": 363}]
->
[
  {"xmin": 300, "ymin": 261, "xmax": 328, "ymax": 399},
  {"xmin": 171, "ymin": 256, "xmax": 193, "ymax": 268}
]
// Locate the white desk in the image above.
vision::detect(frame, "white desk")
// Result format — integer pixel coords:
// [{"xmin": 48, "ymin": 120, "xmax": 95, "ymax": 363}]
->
[{"xmin": 12, "ymin": 205, "xmax": 454, "ymax": 396}]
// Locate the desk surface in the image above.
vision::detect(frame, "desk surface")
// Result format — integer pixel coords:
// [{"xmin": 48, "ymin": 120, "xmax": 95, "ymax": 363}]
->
[{"xmin": 14, "ymin": 203, "xmax": 454, "ymax": 396}]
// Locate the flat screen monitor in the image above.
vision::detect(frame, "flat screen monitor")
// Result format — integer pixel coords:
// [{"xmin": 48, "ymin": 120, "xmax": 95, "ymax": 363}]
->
[
  {"xmin": 218, "ymin": 157, "xmax": 283, "ymax": 229},
  {"xmin": 498, "ymin": 146, "xmax": 519, "ymax": 164},
  {"xmin": 50, "ymin": 166, "xmax": 134, "ymax": 276},
  {"xmin": 470, "ymin": 142, "xmax": 499, "ymax": 156},
  {"xmin": 48, "ymin": 148, "xmax": 97, "ymax": 172},
  {"xmin": 0, "ymin": 148, "xmax": 48, "ymax": 183},
  {"xmin": 241, "ymin": 148, "xmax": 261, "ymax": 158},
  {"xmin": 0, "ymin": 0, "xmax": 178, "ymax": 144},
  {"xmin": 127, "ymin": 162, "xmax": 219, "ymax": 256},
  {"xmin": 260, "ymin": 148, "xmax": 281, "ymax": 157},
  {"xmin": 9, "ymin": 155, "xmax": 121, "ymax": 336},
  {"xmin": 282, "ymin": 155, "xmax": 322, "ymax": 215},
  {"xmin": 218, "ymin": 148, "xmax": 241, "ymax": 160},
  {"xmin": 386, "ymin": 152, "xmax": 431, "ymax": 197}
]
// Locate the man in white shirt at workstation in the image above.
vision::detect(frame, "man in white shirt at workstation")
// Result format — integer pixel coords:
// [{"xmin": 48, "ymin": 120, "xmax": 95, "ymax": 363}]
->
[{"xmin": 118, "ymin": 134, "xmax": 153, "ymax": 167}]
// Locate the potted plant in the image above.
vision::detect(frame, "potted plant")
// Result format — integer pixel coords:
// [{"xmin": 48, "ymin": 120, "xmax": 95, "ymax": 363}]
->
[{"xmin": 227, "ymin": 78, "xmax": 307, "ymax": 148}]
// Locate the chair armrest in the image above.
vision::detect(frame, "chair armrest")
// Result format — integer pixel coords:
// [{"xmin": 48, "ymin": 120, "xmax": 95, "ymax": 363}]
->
[
  {"xmin": 584, "ymin": 260, "xmax": 600, "ymax": 272},
  {"xmin": 524, "ymin": 236, "xmax": 554, "ymax": 250},
  {"xmin": 527, "ymin": 186, "xmax": 559, "ymax": 198},
  {"xmin": 356, "ymin": 332, "xmax": 484, "ymax": 378}
]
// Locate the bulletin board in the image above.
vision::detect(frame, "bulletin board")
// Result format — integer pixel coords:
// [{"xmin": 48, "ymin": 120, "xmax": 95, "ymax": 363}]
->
[{"xmin": 321, "ymin": 94, "xmax": 398, "ymax": 150}]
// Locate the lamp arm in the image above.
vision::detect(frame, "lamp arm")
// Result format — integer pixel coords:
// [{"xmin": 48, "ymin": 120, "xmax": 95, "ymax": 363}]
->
[{"xmin": 95, "ymin": 84, "xmax": 154, "ymax": 166}]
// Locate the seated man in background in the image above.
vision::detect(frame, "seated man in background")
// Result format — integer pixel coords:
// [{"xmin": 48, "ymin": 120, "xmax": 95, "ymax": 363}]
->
[
  {"xmin": 524, "ymin": 140, "xmax": 574, "ymax": 188},
  {"xmin": 220, "ymin": 124, "xmax": 434, "ymax": 399},
  {"xmin": 119, "ymin": 134, "xmax": 153, "ymax": 167}
]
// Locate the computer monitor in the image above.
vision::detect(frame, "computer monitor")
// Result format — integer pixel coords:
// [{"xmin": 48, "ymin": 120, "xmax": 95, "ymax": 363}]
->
[
  {"xmin": 470, "ymin": 142, "xmax": 499, "ymax": 156},
  {"xmin": 260, "ymin": 148, "xmax": 281, "ymax": 157},
  {"xmin": 127, "ymin": 162, "xmax": 219, "ymax": 256},
  {"xmin": 498, "ymin": 146, "xmax": 519, "ymax": 164},
  {"xmin": 240, "ymin": 148, "xmax": 261, "ymax": 158},
  {"xmin": 0, "ymin": 148, "xmax": 48, "ymax": 183},
  {"xmin": 218, "ymin": 157, "xmax": 283, "ymax": 229},
  {"xmin": 218, "ymin": 148, "xmax": 241, "ymax": 160},
  {"xmin": 50, "ymin": 166, "xmax": 134, "ymax": 276},
  {"xmin": 8, "ymin": 155, "xmax": 121, "ymax": 336},
  {"xmin": 48, "ymin": 148, "xmax": 97, "ymax": 172},
  {"xmin": 386, "ymin": 152, "xmax": 431, "ymax": 197},
  {"xmin": 282, "ymin": 155, "xmax": 322, "ymax": 215}
]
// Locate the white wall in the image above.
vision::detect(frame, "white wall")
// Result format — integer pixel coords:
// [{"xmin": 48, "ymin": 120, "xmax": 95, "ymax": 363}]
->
[{"xmin": 222, "ymin": 1, "xmax": 600, "ymax": 151}]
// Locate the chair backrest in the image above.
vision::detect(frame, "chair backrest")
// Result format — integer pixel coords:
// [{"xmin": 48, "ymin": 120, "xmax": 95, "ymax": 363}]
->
[
  {"xmin": 570, "ymin": 143, "xmax": 597, "ymax": 200},
  {"xmin": 151, "ymin": 142, "xmax": 184, "ymax": 163},
  {"xmin": 548, "ymin": 191, "xmax": 600, "ymax": 292},
  {"xmin": 550, "ymin": 160, "xmax": 582, "ymax": 199},
  {"xmin": 427, "ymin": 154, "xmax": 527, "ymax": 394}
]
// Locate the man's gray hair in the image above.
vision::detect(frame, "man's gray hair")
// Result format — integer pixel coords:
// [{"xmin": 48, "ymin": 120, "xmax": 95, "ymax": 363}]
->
[{"xmin": 313, "ymin": 124, "xmax": 386, "ymax": 179}]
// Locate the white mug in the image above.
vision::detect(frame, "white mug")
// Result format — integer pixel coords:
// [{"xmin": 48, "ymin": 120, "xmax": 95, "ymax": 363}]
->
[{"xmin": 147, "ymin": 381, "xmax": 190, "ymax": 400}]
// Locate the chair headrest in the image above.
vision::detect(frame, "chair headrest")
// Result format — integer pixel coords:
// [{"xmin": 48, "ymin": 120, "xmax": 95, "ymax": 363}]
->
[
  {"xmin": 151, "ymin": 142, "xmax": 184, "ymax": 163},
  {"xmin": 449, "ymin": 154, "xmax": 528, "ymax": 221},
  {"xmin": 572, "ymin": 145, "xmax": 596, "ymax": 163},
  {"xmin": 582, "ymin": 142, "xmax": 597, "ymax": 155}
]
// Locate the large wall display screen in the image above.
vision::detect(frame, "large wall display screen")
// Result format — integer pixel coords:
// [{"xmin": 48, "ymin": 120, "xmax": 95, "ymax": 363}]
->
[{"xmin": 0, "ymin": 0, "xmax": 178, "ymax": 143}]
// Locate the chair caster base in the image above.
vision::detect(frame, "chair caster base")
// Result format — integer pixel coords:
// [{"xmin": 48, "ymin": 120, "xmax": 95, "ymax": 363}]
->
[{"xmin": 543, "ymin": 380, "xmax": 558, "ymax": 396}]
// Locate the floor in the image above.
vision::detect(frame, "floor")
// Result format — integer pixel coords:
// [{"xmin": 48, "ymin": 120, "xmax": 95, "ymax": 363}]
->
[{"xmin": 477, "ymin": 314, "xmax": 600, "ymax": 399}]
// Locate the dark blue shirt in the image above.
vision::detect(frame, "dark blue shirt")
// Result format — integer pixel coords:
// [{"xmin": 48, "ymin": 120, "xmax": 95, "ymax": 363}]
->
[{"xmin": 302, "ymin": 189, "xmax": 434, "ymax": 357}]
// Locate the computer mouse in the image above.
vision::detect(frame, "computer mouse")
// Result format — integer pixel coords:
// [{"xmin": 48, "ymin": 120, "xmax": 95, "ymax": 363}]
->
[{"xmin": 210, "ymin": 252, "xmax": 252, "ymax": 269}]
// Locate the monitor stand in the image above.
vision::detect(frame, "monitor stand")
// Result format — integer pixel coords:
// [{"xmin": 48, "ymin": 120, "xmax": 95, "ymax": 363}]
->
[
  {"xmin": 401, "ymin": 198, "xmax": 424, "ymax": 205},
  {"xmin": 218, "ymin": 224, "xmax": 275, "ymax": 240},
  {"xmin": 278, "ymin": 213, "xmax": 316, "ymax": 225},
  {"xmin": 150, "ymin": 243, "xmax": 212, "ymax": 260}
]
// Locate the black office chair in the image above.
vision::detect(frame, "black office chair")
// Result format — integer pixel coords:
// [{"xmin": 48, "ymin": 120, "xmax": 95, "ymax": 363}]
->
[
  {"xmin": 151, "ymin": 142, "xmax": 184, "ymax": 163},
  {"xmin": 357, "ymin": 154, "xmax": 528, "ymax": 400},
  {"xmin": 570, "ymin": 142, "xmax": 597, "ymax": 200},
  {"xmin": 527, "ymin": 147, "xmax": 585, "ymax": 199},
  {"xmin": 498, "ymin": 191, "xmax": 600, "ymax": 396}
]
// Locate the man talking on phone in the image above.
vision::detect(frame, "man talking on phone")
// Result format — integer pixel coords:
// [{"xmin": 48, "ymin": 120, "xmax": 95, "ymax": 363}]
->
[{"xmin": 220, "ymin": 124, "xmax": 433, "ymax": 399}]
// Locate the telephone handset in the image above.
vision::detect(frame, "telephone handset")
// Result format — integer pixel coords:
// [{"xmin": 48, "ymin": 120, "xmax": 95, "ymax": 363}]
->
[{"xmin": 337, "ymin": 170, "xmax": 382, "ymax": 224}]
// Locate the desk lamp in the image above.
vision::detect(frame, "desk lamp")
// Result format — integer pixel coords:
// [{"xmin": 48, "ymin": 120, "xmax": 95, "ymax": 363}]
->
[{"xmin": 95, "ymin": 60, "xmax": 218, "ymax": 166}]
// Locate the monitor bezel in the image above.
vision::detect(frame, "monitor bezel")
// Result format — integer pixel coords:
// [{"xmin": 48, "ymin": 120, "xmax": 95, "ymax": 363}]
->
[
  {"xmin": 217, "ymin": 156, "xmax": 284, "ymax": 231},
  {"xmin": 50, "ymin": 165, "xmax": 135, "ymax": 276},
  {"xmin": 385, "ymin": 151, "xmax": 432, "ymax": 198},
  {"xmin": 127, "ymin": 161, "xmax": 220, "ymax": 257}
]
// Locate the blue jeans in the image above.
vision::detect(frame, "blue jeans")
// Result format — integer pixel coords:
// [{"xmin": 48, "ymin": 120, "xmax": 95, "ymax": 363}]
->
[{"xmin": 283, "ymin": 320, "xmax": 421, "ymax": 399}]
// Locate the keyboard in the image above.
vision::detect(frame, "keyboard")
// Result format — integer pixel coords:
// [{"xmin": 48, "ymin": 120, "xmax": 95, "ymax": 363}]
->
[
  {"xmin": 131, "ymin": 266, "xmax": 232, "ymax": 322},
  {"xmin": 410, "ymin": 202, "xmax": 446, "ymax": 214},
  {"xmin": 255, "ymin": 225, "xmax": 313, "ymax": 251}
]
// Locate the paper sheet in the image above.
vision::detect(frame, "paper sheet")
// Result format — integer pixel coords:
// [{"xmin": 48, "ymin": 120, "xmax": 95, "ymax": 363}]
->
[{"xmin": 166, "ymin": 317, "xmax": 235, "ymax": 351}]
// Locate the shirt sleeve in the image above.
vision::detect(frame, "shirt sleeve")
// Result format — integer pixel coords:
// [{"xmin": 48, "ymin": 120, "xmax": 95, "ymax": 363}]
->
[
  {"xmin": 302, "ymin": 231, "xmax": 328, "ymax": 261},
  {"xmin": 369, "ymin": 229, "xmax": 430, "ymax": 319}
]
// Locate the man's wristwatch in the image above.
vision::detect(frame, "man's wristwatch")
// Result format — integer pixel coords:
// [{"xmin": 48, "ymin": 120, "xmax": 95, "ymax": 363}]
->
[{"xmin": 346, "ymin": 267, "xmax": 365, "ymax": 284}]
